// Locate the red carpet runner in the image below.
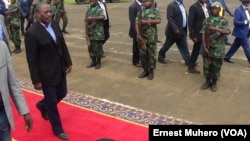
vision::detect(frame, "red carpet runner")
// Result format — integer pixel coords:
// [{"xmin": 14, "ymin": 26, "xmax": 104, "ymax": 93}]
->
[{"xmin": 12, "ymin": 89, "xmax": 148, "ymax": 141}]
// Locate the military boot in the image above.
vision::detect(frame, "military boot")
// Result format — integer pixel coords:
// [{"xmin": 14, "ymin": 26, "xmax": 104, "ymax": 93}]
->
[
  {"xmin": 201, "ymin": 77, "xmax": 211, "ymax": 90},
  {"xmin": 87, "ymin": 58, "xmax": 96, "ymax": 68},
  {"xmin": 14, "ymin": 46, "xmax": 21, "ymax": 54},
  {"xmin": 211, "ymin": 78, "xmax": 217, "ymax": 92},
  {"xmin": 147, "ymin": 68, "xmax": 154, "ymax": 80},
  {"xmin": 138, "ymin": 68, "xmax": 148, "ymax": 78},
  {"xmin": 95, "ymin": 58, "xmax": 101, "ymax": 69},
  {"xmin": 11, "ymin": 46, "xmax": 18, "ymax": 53},
  {"xmin": 61, "ymin": 27, "xmax": 69, "ymax": 34}
]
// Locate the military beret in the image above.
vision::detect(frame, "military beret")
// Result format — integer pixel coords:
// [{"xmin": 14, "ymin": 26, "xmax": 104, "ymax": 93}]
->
[{"xmin": 211, "ymin": 2, "xmax": 222, "ymax": 8}]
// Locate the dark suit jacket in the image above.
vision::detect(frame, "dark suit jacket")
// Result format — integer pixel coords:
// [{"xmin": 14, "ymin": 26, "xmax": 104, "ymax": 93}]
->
[
  {"xmin": 129, "ymin": 1, "xmax": 142, "ymax": 38},
  {"xmin": 25, "ymin": 20, "xmax": 72, "ymax": 86},
  {"xmin": 188, "ymin": 1, "xmax": 206, "ymax": 41},
  {"xmin": 232, "ymin": 5, "xmax": 250, "ymax": 39},
  {"xmin": 98, "ymin": 1, "xmax": 110, "ymax": 41},
  {"xmin": 165, "ymin": 1, "xmax": 187, "ymax": 38}
]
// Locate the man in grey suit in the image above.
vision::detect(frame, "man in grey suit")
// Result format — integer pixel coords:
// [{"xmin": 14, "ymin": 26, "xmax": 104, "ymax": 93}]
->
[
  {"xmin": 0, "ymin": 41, "xmax": 33, "ymax": 141},
  {"xmin": 0, "ymin": 14, "xmax": 11, "ymax": 54},
  {"xmin": 158, "ymin": 0, "xmax": 190, "ymax": 65}
]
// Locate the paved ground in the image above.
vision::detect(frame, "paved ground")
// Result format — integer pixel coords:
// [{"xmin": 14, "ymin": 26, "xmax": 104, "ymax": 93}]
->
[{"xmin": 10, "ymin": 0, "xmax": 250, "ymax": 124}]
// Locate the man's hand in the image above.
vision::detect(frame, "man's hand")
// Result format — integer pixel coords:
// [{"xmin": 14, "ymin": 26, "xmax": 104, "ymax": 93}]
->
[
  {"xmin": 34, "ymin": 82, "xmax": 42, "ymax": 90},
  {"xmin": 192, "ymin": 38, "xmax": 198, "ymax": 43},
  {"xmin": 65, "ymin": 66, "xmax": 72, "ymax": 74},
  {"xmin": 174, "ymin": 29, "xmax": 180, "ymax": 35},
  {"xmin": 23, "ymin": 113, "xmax": 33, "ymax": 132}
]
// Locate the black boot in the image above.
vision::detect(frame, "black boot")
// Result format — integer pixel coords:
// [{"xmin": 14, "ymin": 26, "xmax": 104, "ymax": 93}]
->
[
  {"xmin": 211, "ymin": 78, "xmax": 217, "ymax": 92},
  {"xmin": 147, "ymin": 68, "xmax": 154, "ymax": 80},
  {"xmin": 11, "ymin": 48, "xmax": 18, "ymax": 53},
  {"xmin": 61, "ymin": 27, "xmax": 69, "ymax": 34},
  {"xmin": 201, "ymin": 77, "xmax": 211, "ymax": 90},
  {"xmin": 14, "ymin": 46, "xmax": 21, "ymax": 54},
  {"xmin": 138, "ymin": 68, "xmax": 148, "ymax": 78},
  {"xmin": 95, "ymin": 58, "xmax": 101, "ymax": 69},
  {"xmin": 87, "ymin": 58, "xmax": 96, "ymax": 68},
  {"xmin": 21, "ymin": 30, "xmax": 25, "ymax": 36}
]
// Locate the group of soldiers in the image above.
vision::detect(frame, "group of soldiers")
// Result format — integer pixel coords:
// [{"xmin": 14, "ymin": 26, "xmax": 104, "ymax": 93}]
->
[{"xmin": 0, "ymin": 0, "xmax": 69, "ymax": 54}]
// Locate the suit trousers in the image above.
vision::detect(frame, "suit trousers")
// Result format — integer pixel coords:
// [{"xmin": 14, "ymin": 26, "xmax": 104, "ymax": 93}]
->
[
  {"xmin": 0, "ymin": 108, "xmax": 11, "ymax": 141},
  {"xmin": 188, "ymin": 40, "xmax": 202, "ymax": 69},
  {"xmin": 102, "ymin": 20, "xmax": 110, "ymax": 45},
  {"xmin": 41, "ymin": 76, "xmax": 67, "ymax": 135},
  {"xmin": 158, "ymin": 35, "xmax": 190, "ymax": 64},
  {"xmin": 132, "ymin": 37, "xmax": 140, "ymax": 65},
  {"xmin": 224, "ymin": 37, "xmax": 250, "ymax": 63}
]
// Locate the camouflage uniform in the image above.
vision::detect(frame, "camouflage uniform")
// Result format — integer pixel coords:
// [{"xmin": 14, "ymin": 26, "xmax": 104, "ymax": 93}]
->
[
  {"xmin": 49, "ymin": 2, "xmax": 56, "ymax": 19},
  {"xmin": 200, "ymin": 16, "xmax": 230, "ymax": 79},
  {"xmin": 135, "ymin": 7, "xmax": 161, "ymax": 75},
  {"xmin": 30, "ymin": 0, "xmax": 44, "ymax": 22},
  {"xmin": 85, "ymin": 5, "xmax": 104, "ymax": 69},
  {"xmin": 7, "ymin": 2, "xmax": 21, "ymax": 53},
  {"xmin": 54, "ymin": 0, "xmax": 68, "ymax": 32}
]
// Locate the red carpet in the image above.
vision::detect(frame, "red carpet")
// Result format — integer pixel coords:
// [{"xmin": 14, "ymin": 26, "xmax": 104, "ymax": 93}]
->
[{"xmin": 12, "ymin": 89, "xmax": 148, "ymax": 141}]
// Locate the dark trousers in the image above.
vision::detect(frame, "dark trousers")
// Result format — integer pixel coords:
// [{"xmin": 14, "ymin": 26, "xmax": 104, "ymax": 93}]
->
[
  {"xmin": 132, "ymin": 37, "xmax": 140, "ymax": 65},
  {"xmin": 20, "ymin": 14, "xmax": 32, "ymax": 32},
  {"xmin": 158, "ymin": 35, "xmax": 190, "ymax": 64},
  {"xmin": 224, "ymin": 37, "xmax": 250, "ymax": 63},
  {"xmin": 188, "ymin": 40, "xmax": 202, "ymax": 69},
  {"xmin": 102, "ymin": 20, "xmax": 110, "ymax": 45},
  {"xmin": 0, "ymin": 107, "xmax": 11, "ymax": 141},
  {"xmin": 40, "ymin": 76, "xmax": 67, "ymax": 135}
]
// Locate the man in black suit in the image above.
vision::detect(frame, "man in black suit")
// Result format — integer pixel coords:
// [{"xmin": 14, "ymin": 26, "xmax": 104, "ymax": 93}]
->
[
  {"xmin": 158, "ymin": 0, "xmax": 190, "ymax": 65},
  {"xmin": 24, "ymin": 2, "xmax": 72, "ymax": 140},
  {"xmin": 129, "ymin": 0, "xmax": 144, "ymax": 67},
  {"xmin": 98, "ymin": 0, "xmax": 110, "ymax": 56},
  {"xmin": 187, "ymin": 0, "xmax": 209, "ymax": 74}
]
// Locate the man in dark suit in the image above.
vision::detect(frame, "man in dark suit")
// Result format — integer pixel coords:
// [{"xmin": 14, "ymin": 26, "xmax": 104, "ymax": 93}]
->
[
  {"xmin": 98, "ymin": 0, "xmax": 110, "ymax": 57},
  {"xmin": 129, "ymin": 0, "xmax": 144, "ymax": 67},
  {"xmin": 224, "ymin": 0, "xmax": 250, "ymax": 64},
  {"xmin": 24, "ymin": 2, "xmax": 72, "ymax": 140},
  {"xmin": 187, "ymin": 0, "xmax": 208, "ymax": 74},
  {"xmin": 158, "ymin": 0, "xmax": 190, "ymax": 65}
]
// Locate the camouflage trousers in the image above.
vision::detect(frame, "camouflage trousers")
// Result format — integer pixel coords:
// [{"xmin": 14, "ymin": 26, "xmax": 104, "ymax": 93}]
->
[
  {"xmin": 10, "ymin": 26, "xmax": 21, "ymax": 46},
  {"xmin": 202, "ymin": 56, "xmax": 223, "ymax": 79},
  {"xmin": 55, "ymin": 10, "xmax": 68, "ymax": 29},
  {"xmin": 88, "ymin": 40, "xmax": 103, "ymax": 59},
  {"xmin": 139, "ymin": 42, "xmax": 157, "ymax": 69}
]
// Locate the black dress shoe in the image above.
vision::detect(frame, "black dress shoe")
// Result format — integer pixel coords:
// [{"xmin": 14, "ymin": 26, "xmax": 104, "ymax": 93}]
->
[
  {"xmin": 224, "ymin": 58, "xmax": 235, "ymax": 63},
  {"xmin": 55, "ymin": 133, "xmax": 69, "ymax": 140},
  {"xmin": 138, "ymin": 71, "xmax": 148, "ymax": 78},
  {"xmin": 14, "ymin": 49, "xmax": 21, "ymax": 54},
  {"xmin": 158, "ymin": 58, "xmax": 167, "ymax": 64},
  {"xmin": 36, "ymin": 103, "xmax": 48, "ymax": 120},
  {"xmin": 133, "ymin": 63, "xmax": 141, "ymax": 67},
  {"xmin": 62, "ymin": 29, "xmax": 69, "ymax": 34},
  {"xmin": 188, "ymin": 68, "xmax": 201, "ymax": 74}
]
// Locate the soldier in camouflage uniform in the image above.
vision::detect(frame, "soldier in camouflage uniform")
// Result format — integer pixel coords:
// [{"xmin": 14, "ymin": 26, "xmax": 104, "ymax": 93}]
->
[
  {"xmin": 54, "ymin": 0, "xmax": 68, "ymax": 33},
  {"xmin": 200, "ymin": 1, "xmax": 231, "ymax": 92},
  {"xmin": 85, "ymin": 0, "xmax": 104, "ymax": 69},
  {"xmin": 29, "ymin": 0, "xmax": 44, "ymax": 23},
  {"xmin": 135, "ymin": 0, "xmax": 161, "ymax": 80},
  {"xmin": 46, "ymin": 0, "xmax": 56, "ymax": 19},
  {"xmin": 6, "ymin": 0, "xmax": 21, "ymax": 54}
]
